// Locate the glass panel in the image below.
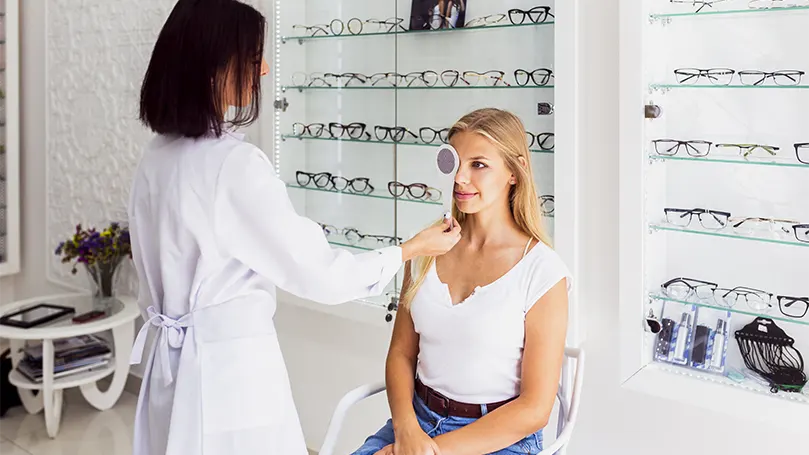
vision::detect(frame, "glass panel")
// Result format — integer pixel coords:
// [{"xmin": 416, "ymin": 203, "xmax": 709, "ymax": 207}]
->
[
  {"xmin": 641, "ymin": 0, "xmax": 809, "ymax": 400},
  {"xmin": 394, "ymin": 0, "xmax": 557, "ymax": 283},
  {"xmin": 276, "ymin": 0, "xmax": 400, "ymax": 309},
  {"xmin": 282, "ymin": 134, "xmax": 556, "ymax": 154},
  {"xmin": 276, "ymin": 0, "xmax": 557, "ymax": 311},
  {"xmin": 283, "ymin": 21, "xmax": 553, "ymax": 42}
]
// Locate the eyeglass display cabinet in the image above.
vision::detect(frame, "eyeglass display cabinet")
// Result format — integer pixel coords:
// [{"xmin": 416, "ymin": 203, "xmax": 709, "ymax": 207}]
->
[
  {"xmin": 620, "ymin": 0, "xmax": 809, "ymax": 430},
  {"xmin": 271, "ymin": 0, "xmax": 580, "ymax": 329},
  {"xmin": 0, "ymin": 0, "xmax": 20, "ymax": 278}
]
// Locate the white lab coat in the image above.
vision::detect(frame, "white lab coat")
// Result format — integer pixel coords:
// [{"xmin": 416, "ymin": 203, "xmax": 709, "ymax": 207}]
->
[{"xmin": 127, "ymin": 132, "xmax": 402, "ymax": 455}]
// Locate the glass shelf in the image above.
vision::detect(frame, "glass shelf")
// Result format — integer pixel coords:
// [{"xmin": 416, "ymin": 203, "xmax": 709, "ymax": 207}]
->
[
  {"xmin": 649, "ymin": 293, "xmax": 809, "ymax": 327},
  {"xmin": 651, "ymin": 84, "xmax": 809, "ymax": 90},
  {"xmin": 649, "ymin": 224, "xmax": 809, "ymax": 248},
  {"xmin": 283, "ymin": 85, "xmax": 553, "ymax": 91},
  {"xmin": 651, "ymin": 5, "xmax": 809, "ymax": 19},
  {"xmin": 287, "ymin": 184, "xmax": 555, "ymax": 217},
  {"xmin": 282, "ymin": 21, "xmax": 554, "ymax": 43},
  {"xmin": 650, "ymin": 363, "xmax": 809, "ymax": 405},
  {"xmin": 650, "ymin": 154, "xmax": 809, "ymax": 169},
  {"xmin": 281, "ymin": 135, "xmax": 555, "ymax": 155},
  {"xmin": 286, "ymin": 184, "xmax": 442, "ymax": 206}
]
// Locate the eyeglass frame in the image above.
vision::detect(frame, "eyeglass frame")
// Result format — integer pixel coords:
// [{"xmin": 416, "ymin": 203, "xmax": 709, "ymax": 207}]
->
[
  {"xmin": 462, "ymin": 70, "xmax": 510, "ymax": 86},
  {"xmin": 419, "ymin": 127, "xmax": 450, "ymax": 144},
  {"xmin": 674, "ymin": 68, "xmax": 736, "ymax": 86},
  {"xmin": 323, "ymin": 72, "xmax": 368, "ymax": 86},
  {"xmin": 292, "ymin": 24, "xmax": 330, "ymax": 37},
  {"xmin": 663, "ymin": 207, "xmax": 731, "ymax": 230},
  {"xmin": 343, "ymin": 228, "xmax": 402, "ymax": 247},
  {"xmin": 388, "ymin": 181, "xmax": 441, "ymax": 201},
  {"xmin": 793, "ymin": 143, "xmax": 809, "ymax": 165},
  {"xmin": 539, "ymin": 195, "xmax": 555, "ymax": 215},
  {"xmin": 329, "ymin": 176, "xmax": 374, "ymax": 194},
  {"xmin": 291, "ymin": 122, "xmax": 326, "ymax": 138},
  {"xmin": 514, "ymin": 68, "xmax": 553, "ymax": 87},
  {"xmin": 652, "ymin": 139, "xmax": 713, "ymax": 157},
  {"xmin": 737, "ymin": 70, "xmax": 805, "ymax": 87},
  {"xmin": 715, "ymin": 143, "xmax": 780, "ymax": 158},
  {"xmin": 527, "ymin": 132, "xmax": 555, "ymax": 150},
  {"xmin": 466, "ymin": 14, "xmax": 506, "ymax": 27},
  {"xmin": 296, "ymin": 171, "xmax": 333, "ymax": 188},
  {"xmin": 507, "ymin": 6, "xmax": 554, "ymax": 25},
  {"xmin": 328, "ymin": 122, "xmax": 371, "ymax": 140},
  {"xmin": 670, "ymin": 0, "xmax": 730, "ymax": 13},
  {"xmin": 374, "ymin": 126, "xmax": 419, "ymax": 143},
  {"xmin": 777, "ymin": 295, "xmax": 809, "ymax": 319},
  {"xmin": 711, "ymin": 286, "xmax": 774, "ymax": 312},
  {"xmin": 661, "ymin": 277, "xmax": 719, "ymax": 300}
]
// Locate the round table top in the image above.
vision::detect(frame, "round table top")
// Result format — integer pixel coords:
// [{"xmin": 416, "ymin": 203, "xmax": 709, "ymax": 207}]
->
[{"xmin": 0, "ymin": 294, "xmax": 140, "ymax": 340}]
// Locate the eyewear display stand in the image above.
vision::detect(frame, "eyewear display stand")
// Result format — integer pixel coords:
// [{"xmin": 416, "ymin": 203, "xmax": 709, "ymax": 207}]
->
[
  {"xmin": 269, "ymin": 0, "xmax": 582, "ymax": 333},
  {"xmin": 619, "ymin": 0, "xmax": 809, "ymax": 431}
]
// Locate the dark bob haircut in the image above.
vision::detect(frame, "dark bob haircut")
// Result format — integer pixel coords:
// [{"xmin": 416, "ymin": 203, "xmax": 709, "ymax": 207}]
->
[{"xmin": 139, "ymin": 0, "xmax": 266, "ymax": 139}]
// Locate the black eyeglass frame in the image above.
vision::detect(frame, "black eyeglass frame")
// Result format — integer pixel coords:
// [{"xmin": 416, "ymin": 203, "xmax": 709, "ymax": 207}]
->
[{"xmin": 514, "ymin": 68, "xmax": 554, "ymax": 87}]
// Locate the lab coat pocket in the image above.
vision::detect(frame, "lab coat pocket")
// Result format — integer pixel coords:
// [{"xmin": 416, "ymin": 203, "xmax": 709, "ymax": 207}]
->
[{"xmin": 199, "ymin": 334, "xmax": 285, "ymax": 434}]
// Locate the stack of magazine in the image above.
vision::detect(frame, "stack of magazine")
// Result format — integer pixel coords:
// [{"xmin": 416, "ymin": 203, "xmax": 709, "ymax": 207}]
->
[{"xmin": 16, "ymin": 334, "xmax": 112, "ymax": 383}]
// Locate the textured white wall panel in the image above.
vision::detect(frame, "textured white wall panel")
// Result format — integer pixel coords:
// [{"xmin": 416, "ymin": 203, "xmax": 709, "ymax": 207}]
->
[
  {"xmin": 46, "ymin": 0, "xmax": 173, "ymax": 285},
  {"xmin": 45, "ymin": 0, "xmax": 269, "ymax": 286}
]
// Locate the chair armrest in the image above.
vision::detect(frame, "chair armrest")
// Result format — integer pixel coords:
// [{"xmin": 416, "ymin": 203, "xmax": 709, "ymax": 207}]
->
[{"xmin": 319, "ymin": 381, "xmax": 387, "ymax": 455}]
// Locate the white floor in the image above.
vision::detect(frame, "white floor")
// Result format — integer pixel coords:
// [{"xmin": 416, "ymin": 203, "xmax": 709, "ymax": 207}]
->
[{"xmin": 0, "ymin": 389, "xmax": 138, "ymax": 455}]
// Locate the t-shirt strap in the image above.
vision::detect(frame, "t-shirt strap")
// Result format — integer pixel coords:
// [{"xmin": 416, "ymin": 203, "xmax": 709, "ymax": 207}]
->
[{"xmin": 522, "ymin": 237, "xmax": 534, "ymax": 258}]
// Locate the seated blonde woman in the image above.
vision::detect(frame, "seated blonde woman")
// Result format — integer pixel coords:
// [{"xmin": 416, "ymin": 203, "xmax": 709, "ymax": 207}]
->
[{"xmin": 351, "ymin": 108, "xmax": 571, "ymax": 455}]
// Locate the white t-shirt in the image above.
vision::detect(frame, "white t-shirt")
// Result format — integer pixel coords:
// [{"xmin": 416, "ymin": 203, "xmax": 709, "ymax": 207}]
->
[{"xmin": 410, "ymin": 240, "xmax": 572, "ymax": 404}]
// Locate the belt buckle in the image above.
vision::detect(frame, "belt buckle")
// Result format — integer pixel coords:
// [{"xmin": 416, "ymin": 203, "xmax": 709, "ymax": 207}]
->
[{"xmin": 431, "ymin": 391, "xmax": 451, "ymax": 417}]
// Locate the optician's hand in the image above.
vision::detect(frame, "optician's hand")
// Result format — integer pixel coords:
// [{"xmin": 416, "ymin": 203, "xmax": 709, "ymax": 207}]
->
[{"xmin": 400, "ymin": 217, "xmax": 461, "ymax": 262}]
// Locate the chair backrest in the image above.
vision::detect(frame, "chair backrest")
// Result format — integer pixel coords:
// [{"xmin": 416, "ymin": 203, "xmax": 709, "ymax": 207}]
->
[{"xmin": 319, "ymin": 346, "xmax": 585, "ymax": 455}]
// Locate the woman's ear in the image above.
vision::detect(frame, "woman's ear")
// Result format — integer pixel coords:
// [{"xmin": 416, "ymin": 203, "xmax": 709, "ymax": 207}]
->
[{"xmin": 510, "ymin": 156, "xmax": 528, "ymax": 185}]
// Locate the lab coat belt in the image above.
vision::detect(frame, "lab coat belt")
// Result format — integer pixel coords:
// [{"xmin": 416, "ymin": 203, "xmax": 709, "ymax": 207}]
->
[
  {"xmin": 129, "ymin": 298, "xmax": 277, "ymax": 386},
  {"xmin": 130, "ymin": 305, "xmax": 192, "ymax": 386}
]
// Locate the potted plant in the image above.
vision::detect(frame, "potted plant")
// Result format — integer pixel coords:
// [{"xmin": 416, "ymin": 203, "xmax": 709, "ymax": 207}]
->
[{"xmin": 55, "ymin": 222, "xmax": 132, "ymax": 302}]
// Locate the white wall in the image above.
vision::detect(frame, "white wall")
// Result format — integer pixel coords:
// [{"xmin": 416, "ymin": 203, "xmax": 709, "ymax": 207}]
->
[{"xmin": 6, "ymin": 1, "xmax": 805, "ymax": 454}]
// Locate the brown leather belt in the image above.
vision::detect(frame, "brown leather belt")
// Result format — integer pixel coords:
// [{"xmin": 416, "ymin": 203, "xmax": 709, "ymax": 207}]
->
[{"xmin": 414, "ymin": 378, "xmax": 517, "ymax": 418}]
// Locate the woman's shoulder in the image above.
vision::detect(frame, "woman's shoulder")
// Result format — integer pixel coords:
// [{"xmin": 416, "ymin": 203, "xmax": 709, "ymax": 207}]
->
[{"xmin": 521, "ymin": 241, "xmax": 572, "ymax": 306}]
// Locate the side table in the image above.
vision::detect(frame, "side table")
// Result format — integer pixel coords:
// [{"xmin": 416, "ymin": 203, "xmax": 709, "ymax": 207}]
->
[{"xmin": 0, "ymin": 293, "xmax": 140, "ymax": 437}]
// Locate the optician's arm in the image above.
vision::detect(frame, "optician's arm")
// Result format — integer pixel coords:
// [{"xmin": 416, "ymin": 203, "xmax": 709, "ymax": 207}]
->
[
  {"xmin": 214, "ymin": 145, "xmax": 404, "ymax": 304},
  {"xmin": 432, "ymin": 279, "xmax": 569, "ymax": 455}
]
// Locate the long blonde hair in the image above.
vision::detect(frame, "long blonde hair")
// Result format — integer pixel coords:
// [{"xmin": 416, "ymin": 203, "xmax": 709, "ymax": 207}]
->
[{"xmin": 401, "ymin": 108, "xmax": 552, "ymax": 308}]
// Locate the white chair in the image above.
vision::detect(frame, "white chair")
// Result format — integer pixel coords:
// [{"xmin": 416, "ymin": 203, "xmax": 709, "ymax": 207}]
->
[{"xmin": 319, "ymin": 346, "xmax": 585, "ymax": 455}]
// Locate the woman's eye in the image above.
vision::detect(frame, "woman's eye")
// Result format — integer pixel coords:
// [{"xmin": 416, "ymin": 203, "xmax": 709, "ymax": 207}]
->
[{"xmin": 472, "ymin": 161, "xmax": 487, "ymax": 169}]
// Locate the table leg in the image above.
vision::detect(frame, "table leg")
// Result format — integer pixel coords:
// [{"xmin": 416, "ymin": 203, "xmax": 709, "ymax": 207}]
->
[
  {"xmin": 80, "ymin": 321, "xmax": 134, "ymax": 411},
  {"xmin": 8, "ymin": 339, "xmax": 44, "ymax": 414},
  {"xmin": 42, "ymin": 339, "xmax": 64, "ymax": 438}
]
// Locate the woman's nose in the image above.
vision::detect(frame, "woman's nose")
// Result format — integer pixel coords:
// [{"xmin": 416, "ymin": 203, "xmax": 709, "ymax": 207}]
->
[
  {"xmin": 454, "ymin": 167, "xmax": 470, "ymax": 184},
  {"xmin": 261, "ymin": 58, "xmax": 270, "ymax": 77}
]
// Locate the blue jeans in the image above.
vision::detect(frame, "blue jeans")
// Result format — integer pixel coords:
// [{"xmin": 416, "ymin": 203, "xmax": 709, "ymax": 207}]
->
[{"xmin": 351, "ymin": 395, "xmax": 543, "ymax": 455}]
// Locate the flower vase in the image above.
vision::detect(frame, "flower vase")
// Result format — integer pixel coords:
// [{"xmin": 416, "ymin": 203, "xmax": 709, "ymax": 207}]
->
[{"xmin": 85, "ymin": 257, "xmax": 124, "ymax": 306}]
